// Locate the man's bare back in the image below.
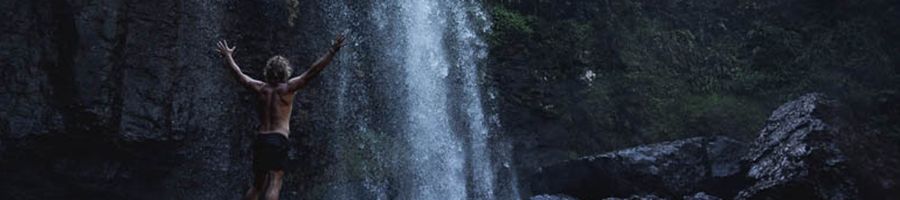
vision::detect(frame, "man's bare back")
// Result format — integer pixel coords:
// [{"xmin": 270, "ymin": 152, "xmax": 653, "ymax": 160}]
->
[
  {"xmin": 215, "ymin": 34, "xmax": 345, "ymax": 200},
  {"xmin": 256, "ymin": 84, "xmax": 295, "ymax": 137}
]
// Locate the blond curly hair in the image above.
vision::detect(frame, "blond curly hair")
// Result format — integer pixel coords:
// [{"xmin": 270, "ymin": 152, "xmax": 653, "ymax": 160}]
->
[{"xmin": 264, "ymin": 55, "xmax": 292, "ymax": 83}]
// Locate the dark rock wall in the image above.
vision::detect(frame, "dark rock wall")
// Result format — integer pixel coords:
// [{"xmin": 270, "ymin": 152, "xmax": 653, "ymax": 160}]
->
[
  {"xmin": 3, "ymin": 0, "xmax": 899, "ymax": 199},
  {"xmin": 485, "ymin": 0, "xmax": 900, "ymax": 195},
  {"xmin": 1, "ymin": 0, "xmax": 341, "ymax": 199}
]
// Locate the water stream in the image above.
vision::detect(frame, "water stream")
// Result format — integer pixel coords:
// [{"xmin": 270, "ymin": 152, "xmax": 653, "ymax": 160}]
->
[{"xmin": 317, "ymin": 0, "xmax": 509, "ymax": 199}]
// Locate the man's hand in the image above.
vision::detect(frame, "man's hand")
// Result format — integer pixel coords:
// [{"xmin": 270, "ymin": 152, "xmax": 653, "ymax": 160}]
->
[
  {"xmin": 216, "ymin": 40, "xmax": 236, "ymax": 57},
  {"xmin": 287, "ymin": 33, "xmax": 347, "ymax": 92},
  {"xmin": 331, "ymin": 34, "xmax": 346, "ymax": 52},
  {"xmin": 217, "ymin": 39, "xmax": 265, "ymax": 91}
]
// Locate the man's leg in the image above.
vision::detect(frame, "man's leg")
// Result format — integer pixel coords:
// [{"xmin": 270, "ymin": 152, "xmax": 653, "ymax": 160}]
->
[
  {"xmin": 264, "ymin": 170, "xmax": 285, "ymax": 200},
  {"xmin": 244, "ymin": 170, "xmax": 268, "ymax": 200}
]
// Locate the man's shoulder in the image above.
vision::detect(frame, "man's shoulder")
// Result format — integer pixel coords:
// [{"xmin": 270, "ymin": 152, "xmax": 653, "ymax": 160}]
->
[{"xmin": 273, "ymin": 84, "xmax": 297, "ymax": 95}]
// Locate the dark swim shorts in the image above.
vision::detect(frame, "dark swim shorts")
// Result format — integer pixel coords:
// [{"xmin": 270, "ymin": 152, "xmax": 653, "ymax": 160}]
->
[{"xmin": 253, "ymin": 134, "xmax": 289, "ymax": 172}]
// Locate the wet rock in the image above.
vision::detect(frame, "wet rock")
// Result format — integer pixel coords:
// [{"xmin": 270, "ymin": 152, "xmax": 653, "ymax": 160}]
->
[
  {"xmin": 530, "ymin": 136, "xmax": 748, "ymax": 199},
  {"xmin": 530, "ymin": 194, "xmax": 580, "ymax": 200},
  {"xmin": 733, "ymin": 93, "xmax": 900, "ymax": 199},
  {"xmin": 683, "ymin": 192, "xmax": 722, "ymax": 200},
  {"xmin": 529, "ymin": 93, "xmax": 900, "ymax": 199},
  {"xmin": 602, "ymin": 194, "xmax": 666, "ymax": 200},
  {"xmin": 735, "ymin": 93, "xmax": 858, "ymax": 200},
  {"xmin": 0, "ymin": 0, "xmax": 335, "ymax": 199}
]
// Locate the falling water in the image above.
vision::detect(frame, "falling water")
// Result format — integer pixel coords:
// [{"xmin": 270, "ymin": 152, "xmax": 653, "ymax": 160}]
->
[
  {"xmin": 449, "ymin": 1, "xmax": 495, "ymax": 199},
  {"xmin": 320, "ymin": 0, "xmax": 505, "ymax": 199},
  {"xmin": 396, "ymin": 0, "xmax": 465, "ymax": 198}
]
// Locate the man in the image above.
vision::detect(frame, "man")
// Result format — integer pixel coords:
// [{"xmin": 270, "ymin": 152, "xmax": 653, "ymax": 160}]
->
[{"xmin": 215, "ymin": 34, "xmax": 345, "ymax": 200}]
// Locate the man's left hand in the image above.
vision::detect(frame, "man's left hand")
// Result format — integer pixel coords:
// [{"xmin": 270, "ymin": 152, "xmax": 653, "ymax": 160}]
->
[{"xmin": 331, "ymin": 34, "xmax": 346, "ymax": 51}]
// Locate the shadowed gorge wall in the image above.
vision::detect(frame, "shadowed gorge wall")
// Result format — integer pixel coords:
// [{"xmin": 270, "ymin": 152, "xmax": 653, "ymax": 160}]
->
[
  {"xmin": 1, "ymin": 0, "xmax": 510, "ymax": 199},
  {"xmin": 0, "ymin": 0, "xmax": 324, "ymax": 199},
  {"xmin": 483, "ymin": 0, "xmax": 900, "ymax": 187},
  {"xmin": 2, "ymin": 0, "xmax": 899, "ymax": 199}
]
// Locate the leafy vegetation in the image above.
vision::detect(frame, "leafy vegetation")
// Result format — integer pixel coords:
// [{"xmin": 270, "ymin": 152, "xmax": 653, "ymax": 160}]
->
[{"xmin": 486, "ymin": 0, "xmax": 900, "ymax": 156}]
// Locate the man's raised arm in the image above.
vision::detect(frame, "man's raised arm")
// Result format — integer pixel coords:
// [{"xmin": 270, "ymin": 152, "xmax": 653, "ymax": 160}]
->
[
  {"xmin": 287, "ymin": 34, "xmax": 346, "ymax": 92},
  {"xmin": 217, "ymin": 40, "xmax": 265, "ymax": 92}
]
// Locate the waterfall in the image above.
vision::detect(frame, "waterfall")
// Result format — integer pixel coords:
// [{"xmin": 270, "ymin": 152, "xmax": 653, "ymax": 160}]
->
[
  {"xmin": 397, "ymin": 0, "xmax": 465, "ymax": 199},
  {"xmin": 319, "ymin": 0, "xmax": 507, "ymax": 199},
  {"xmin": 451, "ymin": 2, "xmax": 495, "ymax": 199}
]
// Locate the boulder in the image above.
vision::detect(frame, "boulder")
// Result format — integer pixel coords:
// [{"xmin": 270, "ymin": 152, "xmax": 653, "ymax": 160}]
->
[
  {"xmin": 530, "ymin": 194, "xmax": 580, "ymax": 200},
  {"xmin": 530, "ymin": 93, "xmax": 900, "ymax": 199},
  {"xmin": 530, "ymin": 136, "xmax": 748, "ymax": 199},
  {"xmin": 683, "ymin": 192, "xmax": 722, "ymax": 200},
  {"xmin": 602, "ymin": 194, "xmax": 666, "ymax": 200},
  {"xmin": 735, "ymin": 93, "xmax": 857, "ymax": 199},
  {"xmin": 734, "ymin": 93, "xmax": 900, "ymax": 199}
]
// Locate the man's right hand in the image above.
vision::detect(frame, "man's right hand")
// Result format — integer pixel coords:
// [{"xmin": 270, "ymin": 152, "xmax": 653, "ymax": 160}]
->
[{"xmin": 216, "ymin": 40, "xmax": 236, "ymax": 57}]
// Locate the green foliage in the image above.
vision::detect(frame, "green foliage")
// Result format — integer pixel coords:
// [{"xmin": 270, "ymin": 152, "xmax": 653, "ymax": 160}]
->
[
  {"xmin": 679, "ymin": 94, "xmax": 767, "ymax": 139},
  {"xmin": 487, "ymin": 0, "xmax": 900, "ymax": 154},
  {"xmin": 488, "ymin": 6, "xmax": 535, "ymax": 47}
]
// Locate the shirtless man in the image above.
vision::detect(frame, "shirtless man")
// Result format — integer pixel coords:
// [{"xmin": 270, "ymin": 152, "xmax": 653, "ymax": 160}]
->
[{"xmin": 215, "ymin": 34, "xmax": 345, "ymax": 200}]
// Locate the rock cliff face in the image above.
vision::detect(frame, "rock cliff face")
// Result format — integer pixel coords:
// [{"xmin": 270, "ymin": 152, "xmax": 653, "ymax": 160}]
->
[
  {"xmin": 486, "ymin": 0, "xmax": 900, "ymax": 190},
  {"xmin": 3, "ymin": 0, "xmax": 899, "ymax": 199},
  {"xmin": 2, "ymin": 0, "xmax": 509, "ymax": 199},
  {"xmin": 1, "ymin": 1, "xmax": 338, "ymax": 199},
  {"xmin": 529, "ymin": 93, "xmax": 900, "ymax": 199}
]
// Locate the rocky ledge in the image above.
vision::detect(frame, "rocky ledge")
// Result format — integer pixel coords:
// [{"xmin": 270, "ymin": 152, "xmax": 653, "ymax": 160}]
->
[
  {"xmin": 530, "ymin": 136, "xmax": 748, "ymax": 199},
  {"xmin": 530, "ymin": 93, "xmax": 900, "ymax": 200}
]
